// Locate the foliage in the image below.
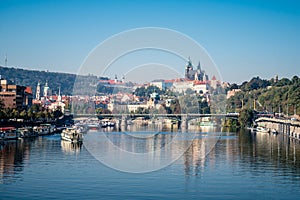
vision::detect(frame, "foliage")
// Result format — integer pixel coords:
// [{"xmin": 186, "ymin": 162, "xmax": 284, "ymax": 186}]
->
[
  {"xmin": 134, "ymin": 86, "xmax": 163, "ymax": 98},
  {"xmin": 0, "ymin": 106, "xmax": 63, "ymax": 121},
  {"xmin": 227, "ymin": 76, "xmax": 300, "ymax": 115},
  {"xmin": 95, "ymin": 107, "xmax": 112, "ymax": 114},
  {"xmin": 238, "ymin": 108, "xmax": 254, "ymax": 127}
]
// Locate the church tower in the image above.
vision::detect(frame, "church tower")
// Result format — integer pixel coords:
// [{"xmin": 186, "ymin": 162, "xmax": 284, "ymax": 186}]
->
[
  {"xmin": 57, "ymin": 86, "xmax": 62, "ymax": 102},
  {"xmin": 185, "ymin": 57, "xmax": 193, "ymax": 79},
  {"xmin": 44, "ymin": 81, "xmax": 50, "ymax": 98},
  {"xmin": 36, "ymin": 81, "xmax": 41, "ymax": 100}
]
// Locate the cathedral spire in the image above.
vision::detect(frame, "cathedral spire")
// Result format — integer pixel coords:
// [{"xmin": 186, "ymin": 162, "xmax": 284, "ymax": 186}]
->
[
  {"xmin": 197, "ymin": 61, "xmax": 201, "ymax": 71},
  {"xmin": 186, "ymin": 56, "xmax": 193, "ymax": 69}
]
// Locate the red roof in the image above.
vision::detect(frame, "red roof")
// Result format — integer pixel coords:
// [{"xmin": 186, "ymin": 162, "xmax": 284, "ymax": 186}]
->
[
  {"xmin": 25, "ymin": 87, "xmax": 32, "ymax": 94},
  {"xmin": 164, "ymin": 79, "xmax": 175, "ymax": 83},
  {"xmin": 193, "ymin": 80, "xmax": 207, "ymax": 85}
]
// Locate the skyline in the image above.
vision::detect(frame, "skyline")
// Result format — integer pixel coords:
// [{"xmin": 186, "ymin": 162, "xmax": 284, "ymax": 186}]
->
[{"xmin": 0, "ymin": 0, "xmax": 299, "ymax": 84}]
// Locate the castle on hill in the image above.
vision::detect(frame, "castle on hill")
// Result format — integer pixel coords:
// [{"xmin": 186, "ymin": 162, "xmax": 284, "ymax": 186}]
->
[{"xmin": 185, "ymin": 57, "xmax": 209, "ymax": 81}]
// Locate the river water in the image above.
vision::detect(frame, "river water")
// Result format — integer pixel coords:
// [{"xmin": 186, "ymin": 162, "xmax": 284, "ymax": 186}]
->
[{"xmin": 1, "ymin": 127, "xmax": 300, "ymax": 199}]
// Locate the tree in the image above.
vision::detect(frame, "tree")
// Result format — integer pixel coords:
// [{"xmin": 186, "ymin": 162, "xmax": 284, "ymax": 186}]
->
[
  {"xmin": 229, "ymin": 83, "xmax": 239, "ymax": 90},
  {"xmin": 238, "ymin": 108, "xmax": 254, "ymax": 127},
  {"xmin": 19, "ymin": 110, "xmax": 27, "ymax": 119}
]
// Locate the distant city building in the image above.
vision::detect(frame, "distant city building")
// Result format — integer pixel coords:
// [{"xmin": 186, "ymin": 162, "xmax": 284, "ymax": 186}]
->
[
  {"xmin": 227, "ymin": 89, "xmax": 241, "ymax": 99},
  {"xmin": 150, "ymin": 80, "xmax": 165, "ymax": 90},
  {"xmin": 0, "ymin": 78, "xmax": 32, "ymax": 109},
  {"xmin": 172, "ymin": 79, "xmax": 194, "ymax": 93},
  {"xmin": 193, "ymin": 81, "xmax": 210, "ymax": 94}
]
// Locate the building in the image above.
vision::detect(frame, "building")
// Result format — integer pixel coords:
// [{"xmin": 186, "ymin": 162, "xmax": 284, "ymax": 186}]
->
[
  {"xmin": 43, "ymin": 81, "xmax": 50, "ymax": 98},
  {"xmin": 227, "ymin": 89, "xmax": 241, "ymax": 99},
  {"xmin": 150, "ymin": 80, "xmax": 165, "ymax": 90},
  {"xmin": 24, "ymin": 87, "xmax": 33, "ymax": 107},
  {"xmin": 0, "ymin": 79, "xmax": 32, "ymax": 109},
  {"xmin": 193, "ymin": 81, "xmax": 210, "ymax": 94},
  {"xmin": 36, "ymin": 81, "xmax": 41, "ymax": 100},
  {"xmin": 185, "ymin": 58, "xmax": 209, "ymax": 81},
  {"xmin": 172, "ymin": 79, "xmax": 194, "ymax": 93}
]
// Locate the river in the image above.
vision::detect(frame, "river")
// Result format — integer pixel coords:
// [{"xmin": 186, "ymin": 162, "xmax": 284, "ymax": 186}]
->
[{"xmin": 1, "ymin": 127, "xmax": 300, "ymax": 199}]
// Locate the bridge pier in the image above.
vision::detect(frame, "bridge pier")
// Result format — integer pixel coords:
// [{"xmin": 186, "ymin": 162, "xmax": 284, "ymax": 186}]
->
[
  {"xmin": 181, "ymin": 114, "xmax": 188, "ymax": 131},
  {"xmin": 120, "ymin": 115, "xmax": 127, "ymax": 132}
]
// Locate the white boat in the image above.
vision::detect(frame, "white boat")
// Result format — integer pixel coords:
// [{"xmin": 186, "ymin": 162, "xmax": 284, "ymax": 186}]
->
[
  {"xmin": 34, "ymin": 124, "xmax": 56, "ymax": 136},
  {"xmin": 18, "ymin": 127, "xmax": 38, "ymax": 138},
  {"xmin": 61, "ymin": 128, "xmax": 83, "ymax": 143},
  {"xmin": 0, "ymin": 127, "xmax": 18, "ymax": 140},
  {"xmin": 257, "ymin": 126, "xmax": 269, "ymax": 133}
]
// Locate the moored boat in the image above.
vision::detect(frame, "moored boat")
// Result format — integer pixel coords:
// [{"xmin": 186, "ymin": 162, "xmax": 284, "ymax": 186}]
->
[
  {"xmin": 61, "ymin": 127, "xmax": 83, "ymax": 143},
  {"xmin": 0, "ymin": 127, "xmax": 18, "ymax": 140},
  {"xmin": 18, "ymin": 127, "xmax": 38, "ymax": 138},
  {"xmin": 34, "ymin": 124, "xmax": 56, "ymax": 136},
  {"xmin": 257, "ymin": 126, "xmax": 269, "ymax": 133}
]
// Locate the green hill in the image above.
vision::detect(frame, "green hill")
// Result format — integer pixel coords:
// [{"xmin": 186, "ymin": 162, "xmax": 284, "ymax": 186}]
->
[
  {"xmin": 0, "ymin": 66, "xmax": 89, "ymax": 96},
  {"xmin": 227, "ymin": 76, "xmax": 300, "ymax": 115}
]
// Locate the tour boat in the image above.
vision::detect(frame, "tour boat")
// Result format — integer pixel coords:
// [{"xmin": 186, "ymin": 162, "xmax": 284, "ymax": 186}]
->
[
  {"xmin": 0, "ymin": 127, "xmax": 18, "ymax": 140},
  {"xmin": 61, "ymin": 127, "xmax": 83, "ymax": 143}
]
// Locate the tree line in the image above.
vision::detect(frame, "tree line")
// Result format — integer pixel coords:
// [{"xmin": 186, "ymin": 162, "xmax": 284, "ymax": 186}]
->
[
  {"xmin": 0, "ymin": 103, "xmax": 63, "ymax": 122},
  {"xmin": 227, "ymin": 76, "xmax": 300, "ymax": 115}
]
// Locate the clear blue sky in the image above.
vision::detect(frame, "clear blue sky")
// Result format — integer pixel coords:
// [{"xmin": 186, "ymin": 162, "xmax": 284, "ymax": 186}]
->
[{"xmin": 0, "ymin": 0, "xmax": 299, "ymax": 83}]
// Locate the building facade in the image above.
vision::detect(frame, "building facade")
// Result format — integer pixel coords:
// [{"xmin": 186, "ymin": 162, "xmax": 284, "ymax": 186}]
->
[{"xmin": 0, "ymin": 79, "xmax": 32, "ymax": 109}]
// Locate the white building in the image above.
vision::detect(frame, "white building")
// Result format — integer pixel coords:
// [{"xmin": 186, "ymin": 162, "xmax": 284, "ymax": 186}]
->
[
  {"xmin": 150, "ymin": 80, "xmax": 165, "ymax": 90},
  {"xmin": 172, "ymin": 80, "xmax": 194, "ymax": 93},
  {"xmin": 193, "ymin": 81, "xmax": 210, "ymax": 94}
]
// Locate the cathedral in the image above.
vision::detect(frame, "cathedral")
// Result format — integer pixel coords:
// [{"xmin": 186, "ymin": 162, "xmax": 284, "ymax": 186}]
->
[{"xmin": 185, "ymin": 57, "xmax": 209, "ymax": 81}]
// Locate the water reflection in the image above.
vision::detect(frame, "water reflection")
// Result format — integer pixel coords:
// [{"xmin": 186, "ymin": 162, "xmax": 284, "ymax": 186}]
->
[
  {"xmin": 182, "ymin": 129, "xmax": 300, "ymax": 178},
  {"xmin": 0, "ymin": 139, "xmax": 34, "ymax": 184},
  {"xmin": 1, "ymin": 128, "xmax": 300, "ymax": 183},
  {"xmin": 61, "ymin": 140, "xmax": 82, "ymax": 155}
]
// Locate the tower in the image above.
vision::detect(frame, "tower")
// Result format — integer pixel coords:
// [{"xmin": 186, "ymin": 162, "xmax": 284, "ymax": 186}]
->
[
  {"xmin": 44, "ymin": 81, "xmax": 49, "ymax": 98},
  {"xmin": 36, "ymin": 81, "xmax": 41, "ymax": 100},
  {"xmin": 185, "ymin": 57, "xmax": 193, "ymax": 79},
  {"xmin": 197, "ymin": 61, "xmax": 201, "ymax": 72},
  {"xmin": 57, "ymin": 86, "xmax": 62, "ymax": 102}
]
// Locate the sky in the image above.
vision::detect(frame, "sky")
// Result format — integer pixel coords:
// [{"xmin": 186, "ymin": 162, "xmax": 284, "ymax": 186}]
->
[{"xmin": 0, "ymin": 0, "xmax": 299, "ymax": 84}]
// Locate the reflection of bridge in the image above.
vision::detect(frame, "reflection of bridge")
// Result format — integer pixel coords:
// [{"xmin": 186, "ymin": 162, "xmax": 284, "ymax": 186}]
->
[
  {"xmin": 74, "ymin": 113, "xmax": 239, "ymax": 118},
  {"xmin": 74, "ymin": 113, "xmax": 239, "ymax": 130}
]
